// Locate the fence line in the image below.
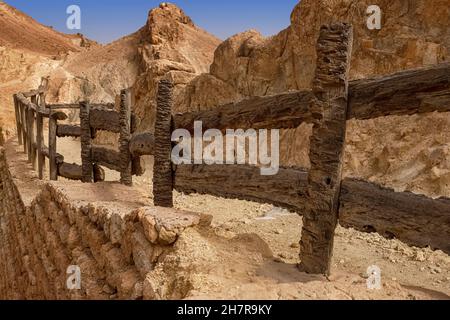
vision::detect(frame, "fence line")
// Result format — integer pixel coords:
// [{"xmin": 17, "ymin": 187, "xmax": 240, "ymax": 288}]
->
[
  {"xmin": 14, "ymin": 82, "xmax": 139, "ymax": 185},
  {"xmin": 13, "ymin": 22, "xmax": 450, "ymax": 275}
]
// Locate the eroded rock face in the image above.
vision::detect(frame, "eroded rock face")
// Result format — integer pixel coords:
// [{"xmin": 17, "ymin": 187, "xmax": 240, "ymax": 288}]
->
[
  {"xmin": 132, "ymin": 3, "xmax": 221, "ymax": 131},
  {"xmin": 174, "ymin": 0, "xmax": 450, "ymax": 197}
]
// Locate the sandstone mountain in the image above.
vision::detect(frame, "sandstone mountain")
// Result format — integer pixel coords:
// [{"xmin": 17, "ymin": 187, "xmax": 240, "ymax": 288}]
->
[{"xmin": 0, "ymin": 2, "xmax": 220, "ymax": 134}]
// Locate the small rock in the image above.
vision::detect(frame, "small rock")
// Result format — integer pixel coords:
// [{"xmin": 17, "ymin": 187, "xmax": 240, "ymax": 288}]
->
[
  {"xmin": 274, "ymin": 229, "xmax": 283, "ymax": 235},
  {"xmin": 339, "ymin": 259, "xmax": 345, "ymax": 265},
  {"xmin": 413, "ymin": 251, "xmax": 426, "ymax": 262},
  {"xmin": 432, "ymin": 267, "xmax": 442, "ymax": 274},
  {"xmin": 290, "ymin": 242, "xmax": 300, "ymax": 249}
]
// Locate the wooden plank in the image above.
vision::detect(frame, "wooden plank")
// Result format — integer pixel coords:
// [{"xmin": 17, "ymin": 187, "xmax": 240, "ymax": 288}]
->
[
  {"xmin": 48, "ymin": 112, "xmax": 58, "ymax": 180},
  {"xmin": 19, "ymin": 100, "xmax": 27, "ymax": 153},
  {"xmin": 29, "ymin": 96, "xmax": 37, "ymax": 169},
  {"xmin": 153, "ymin": 80, "xmax": 174, "ymax": 207},
  {"xmin": 40, "ymin": 146, "xmax": 64, "ymax": 164},
  {"xmin": 174, "ymin": 91, "xmax": 314, "ymax": 133},
  {"xmin": 36, "ymin": 110, "xmax": 44, "ymax": 179},
  {"xmin": 13, "ymin": 94, "xmax": 23, "ymax": 145},
  {"xmin": 91, "ymin": 146, "xmax": 122, "ymax": 172},
  {"xmin": 58, "ymin": 162, "xmax": 83, "ymax": 181},
  {"xmin": 299, "ymin": 23, "xmax": 353, "ymax": 275},
  {"xmin": 174, "ymin": 165, "xmax": 309, "ymax": 210},
  {"xmin": 80, "ymin": 102, "xmax": 93, "ymax": 183},
  {"xmin": 119, "ymin": 89, "xmax": 132, "ymax": 186},
  {"xmin": 129, "ymin": 132, "xmax": 155, "ymax": 157},
  {"xmin": 90, "ymin": 108, "xmax": 120, "ymax": 133},
  {"xmin": 57, "ymin": 124, "xmax": 81, "ymax": 138},
  {"xmin": 339, "ymin": 178, "xmax": 450, "ymax": 255},
  {"xmin": 48, "ymin": 103, "xmax": 114, "ymax": 110},
  {"xmin": 348, "ymin": 62, "xmax": 450, "ymax": 120}
]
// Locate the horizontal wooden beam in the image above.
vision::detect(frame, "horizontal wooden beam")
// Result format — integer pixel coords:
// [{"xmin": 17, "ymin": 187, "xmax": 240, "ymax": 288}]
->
[
  {"xmin": 57, "ymin": 162, "xmax": 83, "ymax": 181},
  {"xmin": 174, "ymin": 164, "xmax": 309, "ymax": 211},
  {"xmin": 129, "ymin": 132, "xmax": 155, "ymax": 157},
  {"xmin": 48, "ymin": 103, "xmax": 115, "ymax": 110},
  {"xmin": 91, "ymin": 145, "xmax": 122, "ymax": 171},
  {"xmin": 57, "ymin": 162, "xmax": 105, "ymax": 182},
  {"xmin": 348, "ymin": 62, "xmax": 450, "ymax": 120},
  {"xmin": 174, "ymin": 91, "xmax": 315, "ymax": 133},
  {"xmin": 173, "ymin": 64, "xmax": 450, "ymax": 133},
  {"xmin": 90, "ymin": 108, "xmax": 120, "ymax": 133},
  {"xmin": 57, "ymin": 124, "xmax": 81, "ymax": 138},
  {"xmin": 339, "ymin": 178, "xmax": 450, "ymax": 255}
]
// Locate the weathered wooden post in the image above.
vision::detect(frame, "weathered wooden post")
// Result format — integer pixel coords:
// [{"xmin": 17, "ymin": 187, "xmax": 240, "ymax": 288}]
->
[
  {"xmin": 29, "ymin": 96, "xmax": 37, "ymax": 169},
  {"xmin": 119, "ymin": 89, "xmax": 133, "ymax": 186},
  {"xmin": 13, "ymin": 94, "xmax": 23, "ymax": 145},
  {"xmin": 19, "ymin": 98, "xmax": 27, "ymax": 154},
  {"xmin": 80, "ymin": 102, "xmax": 93, "ymax": 183},
  {"xmin": 26, "ymin": 102, "xmax": 33, "ymax": 162},
  {"xmin": 153, "ymin": 80, "xmax": 174, "ymax": 207},
  {"xmin": 299, "ymin": 23, "xmax": 353, "ymax": 275},
  {"xmin": 36, "ymin": 95, "xmax": 46, "ymax": 179}
]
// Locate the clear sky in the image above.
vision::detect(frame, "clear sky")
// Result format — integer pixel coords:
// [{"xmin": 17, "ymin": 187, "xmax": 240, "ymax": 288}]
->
[{"xmin": 4, "ymin": 0, "xmax": 300, "ymax": 44}]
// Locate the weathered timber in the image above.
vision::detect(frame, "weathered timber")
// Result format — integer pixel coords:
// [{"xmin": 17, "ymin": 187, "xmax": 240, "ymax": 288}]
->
[
  {"xmin": 19, "ymin": 100, "xmax": 27, "ymax": 153},
  {"xmin": 58, "ymin": 162, "xmax": 83, "ymax": 181},
  {"xmin": 48, "ymin": 103, "xmax": 114, "ymax": 110},
  {"xmin": 93, "ymin": 164, "xmax": 106, "ymax": 182},
  {"xmin": 91, "ymin": 146, "xmax": 122, "ymax": 172},
  {"xmin": 174, "ymin": 165, "xmax": 309, "ymax": 210},
  {"xmin": 57, "ymin": 162, "xmax": 104, "ymax": 182},
  {"xmin": 90, "ymin": 108, "xmax": 120, "ymax": 133},
  {"xmin": 339, "ymin": 178, "xmax": 450, "ymax": 255},
  {"xmin": 41, "ymin": 147, "xmax": 64, "ymax": 164},
  {"xmin": 48, "ymin": 111, "xmax": 63, "ymax": 180},
  {"xmin": 36, "ymin": 108, "xmax": 44, "ymax": 179},
  {"xmin": 13, "ymin": 94, "xmax": 22, "ymax": 145},
  {"xmin": 119, "ymin": 89, "xmax": 132, "ymax": 186},
  {"xmin": 153, "ymin": 80, "xmax": 174, "ymax": 207},
  {"xmin": 348, "ymin": 62, "xmax": 450, "ymax": 120},
  {"xmin": 129, "ymin": 132, "xmax": 155, "ymax": 157},
  {"xmin": 174, "ymin": 91, "xmax": 315, "ymax": 133},
  {"xmin": 80, "ymin": 102, "xmax": 93, "ymax": 183},
  {"xmin": 300, "ymin": 23, "xmax": 353, "ymax": 275},
  {"xmin": 132, "ymin": 157, "xmax": 145, "ymax": 176},
  {"xmin": 29, "ymin": 96, "xmax": 37, "ymax": 169},
  {"xmin": 57, "ymin": 124, "xmax": 81, "ymax": 138}
]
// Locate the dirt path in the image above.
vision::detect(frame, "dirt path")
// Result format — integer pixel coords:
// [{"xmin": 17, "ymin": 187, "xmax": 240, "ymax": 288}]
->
[{"xmin": 37, "ymin": 136, "xmax": 447, "ymax": 300}]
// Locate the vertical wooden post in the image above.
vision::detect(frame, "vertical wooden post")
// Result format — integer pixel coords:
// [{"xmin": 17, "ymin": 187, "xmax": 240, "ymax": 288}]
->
[
  {"xmin": 29, "ymin": 96, "xmax": 37, "ymax": 169},
  {"xmin": 80, "ymin": 102, "xmax": 93, "ymax": 183},
  {"xmin": 26, "ymin": 104, "xmax": 32, "ymax": 162},
  {"xmin": 119, "ymin": 89, "xmax": 133, "ymax": 186},
  {"xmin": 36, "ymin": 110, "xmax": 44, "ymax": 180},
  {"xmin": 153, "ymin": 80, "xmax": 174, "ymax": 207},
  {"xmin": 20, "ymin": 100, "xmax": 27, "ymax": 154},
  {"xmin": 48, "ymin": 111, "xmax": 58, "ymax": 181},
  {"xmin": 299, "ymin": 23, "xmax": 353, "ymax": 275},
  {"xmin": 13, "ymin": 94, "xmax": 23, "ymax": 145}
]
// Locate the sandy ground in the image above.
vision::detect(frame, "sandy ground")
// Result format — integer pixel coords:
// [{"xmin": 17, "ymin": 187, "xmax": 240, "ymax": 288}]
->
[{"xmin": 13, "ymin": 135, "xmax": 445, "ymax": 300}]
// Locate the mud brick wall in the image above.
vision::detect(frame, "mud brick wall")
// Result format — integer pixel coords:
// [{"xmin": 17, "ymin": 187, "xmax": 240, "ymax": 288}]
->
[{"xmin": 0, "ymin": 147, "xmax": 202, "ymax": 299}]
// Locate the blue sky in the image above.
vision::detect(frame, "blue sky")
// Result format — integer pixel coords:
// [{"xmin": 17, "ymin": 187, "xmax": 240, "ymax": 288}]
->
[{"xmin": 4, "ymin": 0, "xmax": 299, "ymax": 44}]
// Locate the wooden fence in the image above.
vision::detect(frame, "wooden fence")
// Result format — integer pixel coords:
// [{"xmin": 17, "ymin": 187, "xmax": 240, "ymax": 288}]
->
[
  {"xmin": 14, "ymin": 82, "xmax": 140, "ymax": 186},
  {"xmin": 147, "ymin": 23, "xmax": 450, "ymax": 275},
  {"xmin": 13, "ymin": 23, "xmax": 450, "ymax": 275}
]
